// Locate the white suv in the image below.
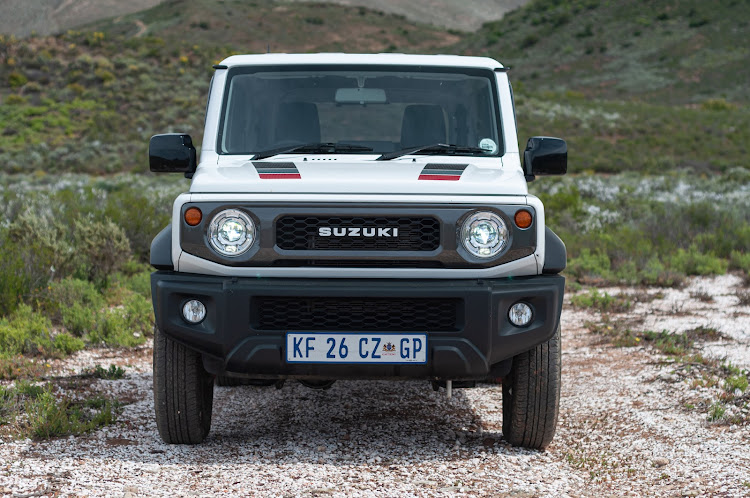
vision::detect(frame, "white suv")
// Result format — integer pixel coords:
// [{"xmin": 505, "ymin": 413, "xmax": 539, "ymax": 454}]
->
[{"xmin": 149, "ymin": 53, "xmax": 567, "ymax": 449}]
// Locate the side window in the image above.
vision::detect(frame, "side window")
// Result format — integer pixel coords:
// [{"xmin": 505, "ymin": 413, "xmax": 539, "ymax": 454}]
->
[
  {"xmin": 204, "ymin": 76, "xmax": 214, "ymax": 128},
  {"xmin": 508, "ymin": 81, "xmax": 518, "ymax": 131}
]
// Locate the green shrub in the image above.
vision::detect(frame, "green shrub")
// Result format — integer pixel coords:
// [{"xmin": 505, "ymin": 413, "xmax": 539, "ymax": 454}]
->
[
  {"xmin": 640, "ymin": 257, "xmax": 685, "ymax": 287},
  {"xmin": 88, "ymin": 296, "xmax": 151, "ymax": 347},
  {"xmin": 571, "ymin": 289, "xmax": 632, "ymax": 312},
  {"xmin": 84, "ymin": 364, "xmax": 125, "ymax": 380},
  {"xmin": 8, "ymin": 71, "xmax": 28, "ymax": 88},
  {"xmin": 122, "ymin": 292, "xmax": 154, "ymax": 335},
  {"xmin": 73, "ymin": 218, "xmax": 132, "ymax": 286},
  {"xmin": 24, "ymin": 386, "xmax": 119, "ymax": 439},
  {"xmin": 53, "ymin": 333, "xmax": 85, "ymax": 355},
  {"xmin": 729, "ymin": 250, "xmax": 750, "ymax": 273},
  {"xmin": 38, "ymin": 278, "xmax": 105, "ymax": 337},
  {"xmin": 110, "ymin": 263, "xmax": 152, "ymax": 299},
  {"xmin": 0, "ymin": 231, "xmax": 30, "ymax": 315},
  {"xmin": 725, "ymin": 373, "xmax": 748, "ymax": 394},
  {"xmin": 0, "ymin": 304, "xmax": 53, "ymax": 356},
  {"xmin": 642, "ymin": 330, "xmax": 693, "ymax": 357},
  {"xmin": 567, "ymin": 249, "xmax": 612, "ymax": 282},
  {"xmin": 701, "ymin": 99, "xmax": 734, "ymax": 111},
  {"xmin": 708, "ymin": 402, "xmax": 726, "ymax": 422},
  {"xmin": 3, "ymin": 94, "xmax": 27, "ymax": 105},
  {"xmin": 5, "ymin": 211, "xmax": 76, "ymax": 289},
  {"xmin": 61, "ymin": 302, "xmax": 98, "ymax": 336},
  {"xmin": 670, "ymin": 246, "xmax": 728, "ymax": 276}
]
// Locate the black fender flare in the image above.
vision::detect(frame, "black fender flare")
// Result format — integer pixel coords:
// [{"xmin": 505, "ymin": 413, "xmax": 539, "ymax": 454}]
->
[
  {"xmin": 150, "ymin": 224, "xmax": 173, "ymax": 270},
  {"xmin": 542, "ymin": 227, "xmax": 566, "ymax": 275}
]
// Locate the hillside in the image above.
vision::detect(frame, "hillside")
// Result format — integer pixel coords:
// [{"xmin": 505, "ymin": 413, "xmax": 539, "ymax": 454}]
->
[
  {"xmin": 0, "ymin": 0, "xmax": 531, "ymax": 37},
  {"xmin": 457, "ymin": 0, "xmax": 750, "ymax": 104},
  {"xmin": 0, "ymin": 0, "xmax": 164, "ymax": 38},
  {"xmin": 0, "ymin": 1, "xmax": 458, "ymax": 174},
  {"xmin": 87, "ymin": 0, "xmax": 460, "ymax": 54},
  {"xmin": 0, "ymin": 0, "xmax": 748, "ymax": 176}
]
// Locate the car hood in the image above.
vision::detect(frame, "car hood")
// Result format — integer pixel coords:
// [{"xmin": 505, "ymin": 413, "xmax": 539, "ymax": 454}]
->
[{"xmin": 188, "ymin": 155, "xmax": 528, "ymax": 196}]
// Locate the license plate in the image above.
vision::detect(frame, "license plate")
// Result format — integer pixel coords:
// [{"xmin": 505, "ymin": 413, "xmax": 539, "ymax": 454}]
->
[{"xmin": 286, "ymin": 333, "xmax": 427, "ymax": 364}]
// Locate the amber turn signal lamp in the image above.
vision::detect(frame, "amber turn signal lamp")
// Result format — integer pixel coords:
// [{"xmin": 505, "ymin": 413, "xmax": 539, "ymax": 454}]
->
[
  {"xmin": 514, "ymin": 209, "xmax": 532, "ymax": 229},
  {"xmin": 184, "ymin": 207, "xmax": 202, "ymax": 226}
]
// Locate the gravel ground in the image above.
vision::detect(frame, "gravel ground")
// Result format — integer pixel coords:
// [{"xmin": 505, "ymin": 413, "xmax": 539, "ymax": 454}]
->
[{"xmin": 1, "ymin": 275, "xmax": 749, "ymax": 497}]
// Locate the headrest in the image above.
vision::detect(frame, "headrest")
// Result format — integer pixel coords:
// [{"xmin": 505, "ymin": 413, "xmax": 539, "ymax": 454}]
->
[
  {"xmin": 400, "ymin": 104, "xmax": 446, "ymax": 149},
  {"xmin": 275, "ymin": 102, "xmax": 321, "ymax": 144}
]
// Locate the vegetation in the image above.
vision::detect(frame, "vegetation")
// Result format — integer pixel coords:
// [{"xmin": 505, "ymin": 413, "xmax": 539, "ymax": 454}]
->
[
  {"xmin": 83, "ymin": 364, "xmax": 126, "ymax": 380},
  {"xmin": 585, "ymin": 310, "xmax": 749, "ymax": 424},
  {"xmin": 0, "ymin": 0, "xmax": 749, "ymax": 435},
  {"xmin": 458, "ymin": 0, "xmax": 750, "ymax": 104},
  {"xmin": 0, "ymin": 381, "xmax": 120, "ymax": 439}
]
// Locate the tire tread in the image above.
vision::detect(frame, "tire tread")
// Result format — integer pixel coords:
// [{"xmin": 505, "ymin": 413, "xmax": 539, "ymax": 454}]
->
[
  {"xmin": 502, "ymin": 324, "xmax": 561, "ymax": 449},
  {"xmin": 153, "ymin": 325, "xmax": 213, "ymax": 444}
]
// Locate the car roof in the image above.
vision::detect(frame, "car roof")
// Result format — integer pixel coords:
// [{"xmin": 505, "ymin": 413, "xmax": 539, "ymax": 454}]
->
[{"xmin": 218, "ymin": 53, "xmax": 504, "ymax": 70}]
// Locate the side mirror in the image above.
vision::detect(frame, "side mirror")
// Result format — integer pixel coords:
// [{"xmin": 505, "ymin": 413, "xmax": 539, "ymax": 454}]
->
[
  {"xmin": 523, "ymin": 136, "xmax": 567, "ymax": 181},
  {"xmin": 149, "ymin": 133, "xmax": 197, "ymax": 178}
]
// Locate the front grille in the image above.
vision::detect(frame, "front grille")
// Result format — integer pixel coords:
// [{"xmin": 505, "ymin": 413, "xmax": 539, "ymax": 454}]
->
[
  {"xmin": 253, "ymin": 297, "xmax": 460, "ymax": 332},
  {"xmin": 271, "ymin": 260, "xmax": 444, "ymax": 268},
  {"xmin": 275, "ymin": 216, "xmax": 440, "ymax": 251}
]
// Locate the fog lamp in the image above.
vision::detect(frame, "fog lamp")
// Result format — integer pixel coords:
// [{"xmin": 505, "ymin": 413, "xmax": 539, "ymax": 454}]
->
[
  {"xmin": 182, "ymin": 299, "xmax": 206, "ymax": 324},
  {"xmin": 509, "ymin": 302, "xmax": 533, "ymax": 327}
]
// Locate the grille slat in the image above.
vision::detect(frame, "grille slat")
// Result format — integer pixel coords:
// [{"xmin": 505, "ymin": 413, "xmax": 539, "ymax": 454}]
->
[
  {"xmin": 276, "ymin": 216, "xmax": 440, "ymax": 251},
  {"xmin": 253, "ymin": 297, "xmax": 459, "ymax": 332}
]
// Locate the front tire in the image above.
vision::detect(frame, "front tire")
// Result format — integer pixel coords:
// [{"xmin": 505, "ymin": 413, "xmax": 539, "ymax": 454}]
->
[
  {"xmin": 502, "ymin": 323, "xmax": 561, "ymax": 449},
  {"xmin": 153, "ymin": 325, "xmax": 214, "ymax": 444}
]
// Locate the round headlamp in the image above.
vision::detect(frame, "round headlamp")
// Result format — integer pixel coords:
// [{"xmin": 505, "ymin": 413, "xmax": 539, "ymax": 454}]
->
[
  {"xmin": 208, "ymin": 209, "xmax": 256, "ymax": 257},
  {"xmin": 460, "ymin": 211, "xmax": 508, "ymax": 258}
]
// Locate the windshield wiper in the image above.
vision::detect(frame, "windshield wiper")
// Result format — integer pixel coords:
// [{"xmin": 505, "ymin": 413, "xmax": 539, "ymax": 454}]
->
[
  {"xmin": 251, "ymin": 142, "xmax": 373, "ymax": 160},
  {"xmin": 376, "ymin": 143, "xmax": 489, "ymax": 161}
]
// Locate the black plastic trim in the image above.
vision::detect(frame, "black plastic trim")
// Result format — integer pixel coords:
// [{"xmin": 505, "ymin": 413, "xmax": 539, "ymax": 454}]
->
[
  {"xmin": 151, "ymin": 273, "xmax": 565, "ymax": 381},
  {"xmin": 542, "ymin": 227, "xmax": 566, "ymax": 275},
  {"xmin": 213, "ymin": 64, "xmax": 228, "ymax": 70},
  {"xmin": 150, "ymin": 224, "xmax": 173, "ymax": 270}
]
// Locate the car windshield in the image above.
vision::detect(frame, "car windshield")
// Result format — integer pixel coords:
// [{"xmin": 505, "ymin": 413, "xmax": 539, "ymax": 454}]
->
[{"xmin": 218, "ymin": 64, "xmax": 503, "ymax": 157}]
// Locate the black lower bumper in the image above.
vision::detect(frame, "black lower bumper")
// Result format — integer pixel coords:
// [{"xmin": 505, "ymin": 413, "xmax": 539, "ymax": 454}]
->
[{"xmin": 151, "ymin": 272, "xmax": 564, "ymax": 381}]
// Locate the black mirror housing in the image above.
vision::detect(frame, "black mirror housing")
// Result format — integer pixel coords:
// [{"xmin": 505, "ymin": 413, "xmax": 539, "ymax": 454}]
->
[
  {"xmin": 523, "ymin": 136, "xmax": 567, "ymax": 181},
  {"xmin": 149, "ymin": 134, "xmax": 197, "ymax": 177}
]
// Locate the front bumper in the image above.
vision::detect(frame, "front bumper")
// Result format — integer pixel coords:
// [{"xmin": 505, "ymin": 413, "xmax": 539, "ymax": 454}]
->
[{"xmin": 151, "ymin": 272, "xmax": 564, "ymax": 380}]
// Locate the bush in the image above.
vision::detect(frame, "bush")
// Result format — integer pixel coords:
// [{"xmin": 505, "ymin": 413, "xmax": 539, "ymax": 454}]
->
[
  {"xmin": 8, "ymin": 71, "xmax": 28, "ymax": 88},
  {"xmin": 640, "ymin": 257, "xmax": 685, "ymax": 287},
  {"xmin": 566, "ymin": 249, "xmax": 612, "ymax": 283},
  {"xmin": 73, "ymin": 218, "xmax": 132, "ymax": 286},
  {"xmin": 24, "ymin": 386, "xmax": 119, "ymax": 439},
  {"xmin": 670, "ymin": 246, "xmax": 728, "ymax": 276},
  {"xmin": 53, "ymin": 333, "xmax": 85, "ymax": 355},
  {"xmin": 0, "ymin": 231, "xmax": 31, "ymax": 315},
  {"xmin": 0, "ymin": 304, "xmax": 54, "ymax": 356},
  {"xmin": 40, "ymin": 277, "xmax": 104, "ymax": 324},
  {"xmin": 88, "ymin": 293, "xmax": 152, "ymax": 348},
  {"xmin": 84, "ymin": 364, "xmax": 125, "ymax": 380},
  {"xmin": 571, "ymin": 289, "xmax": 631, "ymax": 312},
  {"xmin": 729, "ymin": 250, "xmax": 750, "ymax": 273}
]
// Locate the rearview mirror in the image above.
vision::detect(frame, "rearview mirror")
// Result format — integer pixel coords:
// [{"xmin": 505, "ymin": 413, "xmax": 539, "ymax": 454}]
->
[
  {"xmin": 523, "ymin": 136, "xmax": 567, "ymax": 181},
  {"xmin": 335, "ymin": 88, "xmax": 387, "ymax": 104},
  {"xmin": 149, "ymin": 133, "xmax": 197, "ymax": 178}
]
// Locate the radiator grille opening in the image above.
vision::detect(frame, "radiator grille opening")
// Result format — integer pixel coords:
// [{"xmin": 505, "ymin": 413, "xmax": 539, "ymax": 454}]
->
[
  {"xmin": 275, "ymin": 216, "xmax": 440, "ymax": 251},
  {"xmin": 253, "ymin": 297, "xmax": 460, "ymax": 332}
]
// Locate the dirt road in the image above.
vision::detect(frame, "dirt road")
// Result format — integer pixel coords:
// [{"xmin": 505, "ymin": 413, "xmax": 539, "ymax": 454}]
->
[{"xmin": 1, "ymin": 275, "xmax": 748, "ymax": 496}]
